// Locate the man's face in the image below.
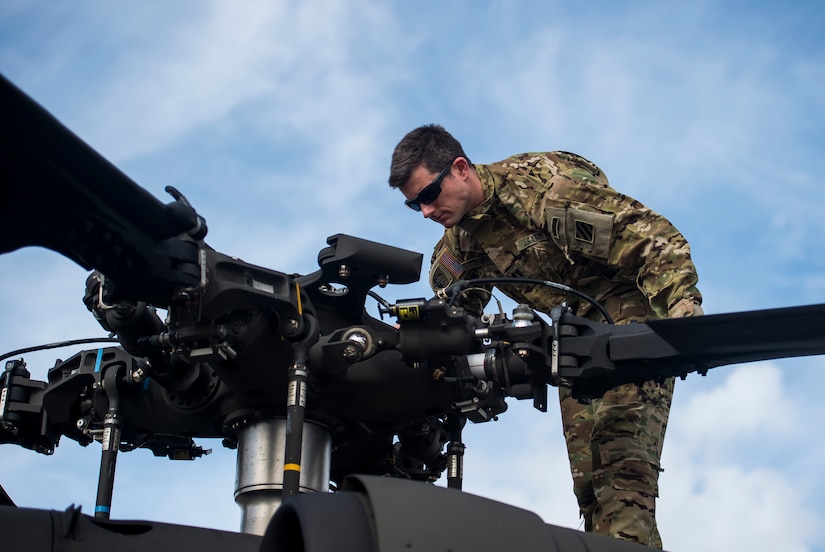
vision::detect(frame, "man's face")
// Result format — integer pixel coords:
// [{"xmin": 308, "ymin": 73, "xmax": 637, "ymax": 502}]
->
[{"xmin": 400, "ymin": 158, "xmax": 476, "ymax": 228}]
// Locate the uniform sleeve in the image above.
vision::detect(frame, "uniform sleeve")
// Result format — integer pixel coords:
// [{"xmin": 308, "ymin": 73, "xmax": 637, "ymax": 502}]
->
[
  {"xmin": 429, "ymin": 230, "xmax": 493, "ymax": 317},
  {"xmin": 608, "ymin": 205, "xmax": 702, "ymax": 318}
]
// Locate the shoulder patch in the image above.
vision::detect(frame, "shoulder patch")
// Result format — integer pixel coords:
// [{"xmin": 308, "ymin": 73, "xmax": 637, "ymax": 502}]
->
[
  {"xmin": 430, "ymin": 246, "xmax": 464, "ymax": 290},
  {"xmin": 436, "ymin": 246, "xmax": 465, "ymax": 280},
  {"xmin": 545, "ymin": 206, "xmax": 613, "ymax": 260}
]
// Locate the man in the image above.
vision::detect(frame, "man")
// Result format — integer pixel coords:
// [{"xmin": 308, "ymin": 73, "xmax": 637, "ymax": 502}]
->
[{"xmin": 388, "ymin": 124, "xmax": 702, "ymax": 548}]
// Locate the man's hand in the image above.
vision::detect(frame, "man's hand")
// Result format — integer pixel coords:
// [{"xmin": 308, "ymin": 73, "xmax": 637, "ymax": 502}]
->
[{"xmin": 669, "ymin": 297, "xmax": 703, "ymax": 318}]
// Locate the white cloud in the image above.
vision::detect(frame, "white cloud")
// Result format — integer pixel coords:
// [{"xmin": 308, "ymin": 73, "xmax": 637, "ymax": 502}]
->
[
  {"xmin": 661, "ymin": 464, "xmax": 820, "ymax": 552},
  {"xmin": 0, "ymin": 252, "xmax": 104, "ymax": 366},
  {"xmin": 658, "ymin": 364, "xmax": 824, "ymax": 552},
  {"xmin": 485, "ymin": 33, "xmax": 769, "ymax": 168},
  {"xmin": 81, "ymin": 1, "xmax": 402, "ymax": 162},
  {"xmin": 670, "ymin": 363, "xmax": 798, "ymax": 456}
]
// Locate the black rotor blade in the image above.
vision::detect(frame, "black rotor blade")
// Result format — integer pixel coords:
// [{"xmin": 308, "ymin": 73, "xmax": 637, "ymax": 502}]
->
[
  {"xmin": 639, "ymin": 303, "xmax": 824, "ymax": 370},
  {"xmin": 0, "ymin": 73, "xmax": 201, "ymax": 304},
  {"xmin": 562, "ymin": 303, "xmax": 825, "ymax": 398}
]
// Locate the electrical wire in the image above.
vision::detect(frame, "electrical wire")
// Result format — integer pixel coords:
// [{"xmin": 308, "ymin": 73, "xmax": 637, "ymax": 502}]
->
[
  {"xmin": 444, "ymin": 277, "xmax": 614, "ymax": 324},
  {"xmin": 0, "ymin": 337, "xmax": 121, "ymax": 363},
  {"xmin": 367, "ymin": 290, "xmax": 392, "ymax": 309}
]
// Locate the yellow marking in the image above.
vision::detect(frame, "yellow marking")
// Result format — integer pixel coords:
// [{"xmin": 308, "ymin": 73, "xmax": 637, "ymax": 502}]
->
[
  {"xmin": 284, "ymin": 463, "xmax": 301, "ymax": 472},
  {"xmin": 398, "ymin": 305, "xmax": 420, "ymax": 320},
  {"xmin": 295, "ymin": 283, "xmax": 303, "ymax": 314}
]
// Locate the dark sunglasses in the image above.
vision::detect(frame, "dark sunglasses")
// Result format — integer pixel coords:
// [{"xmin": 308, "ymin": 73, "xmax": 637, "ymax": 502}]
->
[{"xmin": 404, "ymin": 159, "xmax": 455, "ymax": 211}]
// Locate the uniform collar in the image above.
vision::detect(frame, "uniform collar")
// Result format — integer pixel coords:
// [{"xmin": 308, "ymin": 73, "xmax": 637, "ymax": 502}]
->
[{"xmin": 458, "ymin": 164, "xmax": 497, "ymax": 233}]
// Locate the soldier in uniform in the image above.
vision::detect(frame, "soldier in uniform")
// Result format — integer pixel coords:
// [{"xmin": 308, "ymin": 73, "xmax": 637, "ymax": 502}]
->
[{"xmin": 388, "ymin": 124, "xmax": 702, "ymax": 549}]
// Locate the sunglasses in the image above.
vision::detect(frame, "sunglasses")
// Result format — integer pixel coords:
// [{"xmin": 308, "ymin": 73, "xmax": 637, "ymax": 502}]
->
[{"xmin": 404, "ymin": 159, "xmax": 455, "ymax": 212}]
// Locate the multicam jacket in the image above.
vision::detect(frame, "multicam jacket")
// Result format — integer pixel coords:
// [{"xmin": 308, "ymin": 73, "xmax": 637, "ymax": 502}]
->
[{"xmin": 429, "ymin": 152, "xmax": 701, "ymax": 321}]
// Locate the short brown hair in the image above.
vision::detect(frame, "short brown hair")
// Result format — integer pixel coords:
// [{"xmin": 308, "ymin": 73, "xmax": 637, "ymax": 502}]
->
[{"xmin": 388, "ymin": 124, "xmax": 471, "ymax": 189}]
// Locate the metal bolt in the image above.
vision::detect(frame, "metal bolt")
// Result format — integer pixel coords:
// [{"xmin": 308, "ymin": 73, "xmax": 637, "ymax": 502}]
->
[
  {"xmin": 342, "ymin": 344, "xmax": 360, "ymax": 361},
  {"xmin": 131, "ymin": 367, "xmax": 146, "ymax": 384},
  {"xmin": 285, "ymin": 319, "xmax": 299, "ymax": 335}
]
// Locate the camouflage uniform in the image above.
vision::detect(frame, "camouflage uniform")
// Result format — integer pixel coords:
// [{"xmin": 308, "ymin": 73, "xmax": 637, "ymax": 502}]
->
[{"xmin": 429, "ymin": 152, "xmax": 702, "ymax": 548}]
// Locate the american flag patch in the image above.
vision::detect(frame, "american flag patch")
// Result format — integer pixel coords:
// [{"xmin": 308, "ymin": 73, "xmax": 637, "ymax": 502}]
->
[{"xmin": 437, "ymin": 247, "xmax": 464, "ymax": 280}]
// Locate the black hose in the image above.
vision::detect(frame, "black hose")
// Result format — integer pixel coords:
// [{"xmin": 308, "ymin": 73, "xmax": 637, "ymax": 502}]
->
[{"xmin": 444, "ymin": 278, "xmax": 614, "ymax": 324}]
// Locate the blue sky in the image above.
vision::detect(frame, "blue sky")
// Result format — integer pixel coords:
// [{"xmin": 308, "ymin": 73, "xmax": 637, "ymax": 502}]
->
[{"xmin": 1, "ymin": 1, "xmax": 824, "ymax": 550}]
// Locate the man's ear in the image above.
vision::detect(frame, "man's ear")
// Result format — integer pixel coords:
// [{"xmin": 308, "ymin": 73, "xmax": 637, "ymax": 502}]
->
[{"xmin": 454, "ymin": 157, "xmax": 471, "ymax": 178}]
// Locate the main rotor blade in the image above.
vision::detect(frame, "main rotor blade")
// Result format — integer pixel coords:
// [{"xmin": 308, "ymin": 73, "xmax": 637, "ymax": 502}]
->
[{"xmin": 0, "ymin": 74, "xmax": 200, "ymax": 304}]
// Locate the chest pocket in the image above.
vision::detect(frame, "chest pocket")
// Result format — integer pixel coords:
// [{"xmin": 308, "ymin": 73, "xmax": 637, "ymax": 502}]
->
[
  {"xmin": 545, "ymin": 206, "xmax": 613, "ymax": 261},
  {"xmin": 474, "ymin": 222, "xmax": 563, "ymax": 281}
]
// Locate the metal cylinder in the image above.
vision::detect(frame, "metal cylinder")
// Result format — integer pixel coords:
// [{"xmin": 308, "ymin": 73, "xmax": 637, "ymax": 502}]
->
[
  {"xmin": 234, "ymin": 418, "xmax": 332, "ymax": 535},
  {"xmin": 466, "ymin": 352, "xmax": 487, "ymax": 380}
]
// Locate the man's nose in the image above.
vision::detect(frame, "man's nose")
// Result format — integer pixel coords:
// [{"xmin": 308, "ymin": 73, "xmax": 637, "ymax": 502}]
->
[{"xmin": 421, "ymin": 203, "xmax": 436, "ymax": 219}]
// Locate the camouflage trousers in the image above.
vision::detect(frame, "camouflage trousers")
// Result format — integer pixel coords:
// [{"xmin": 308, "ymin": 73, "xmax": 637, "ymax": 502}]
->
[
  {"xmin": 560, "ymin": 293, "xmax": 674, "ymax": 549},
  {"xmin": 559, "ymin": 378, "xmax": 673, "ymax": 549}
]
